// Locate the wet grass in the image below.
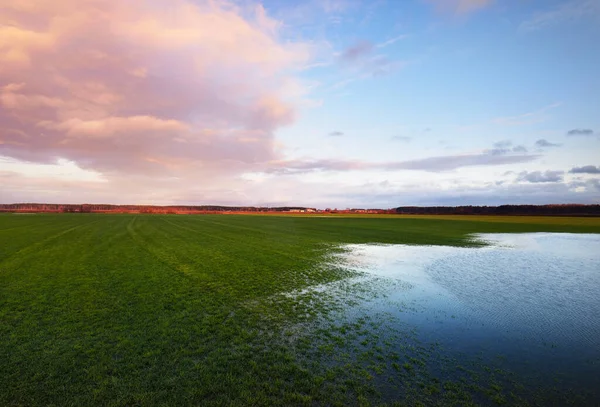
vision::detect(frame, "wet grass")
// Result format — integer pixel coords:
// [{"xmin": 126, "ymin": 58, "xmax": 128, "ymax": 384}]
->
[{"xmin": 1, "ymin": 213, "xmax": 599, "ymax": 406}]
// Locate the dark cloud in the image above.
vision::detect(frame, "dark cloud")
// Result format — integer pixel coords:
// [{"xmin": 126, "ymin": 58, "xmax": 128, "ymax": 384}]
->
[
  {"xmin": 567, "ymin": 128, "xmax": 594, "ymax": 136},
  {"xmin": 267, "ymin": 150, "xmax": 540, "ymax": 174},
  {"xmin": 535, "ymin": 139, "xmax": 561, "ymax": 147},
  {"xmin": 487, "ymin": 142, "xmax": 528, "ymax": 156},
  {"xmin": 339, "ymin": 41, "xmax": 375, "ymax": 62},
  {"xmin": 493, "ymin": 140, "xmax": 512, "ymax": 149},
  {"xmin": 516, "ymin": 170, "xmax": 563, "ymax": 183},
  {"xmin": 488, "ymin": 148, "xmax": 511, "ymax": 156},
  {"xmin": 389, "ymin": 152, "xmax": 537, "ymax": 171},
  {"xmin": 329, "ymin": 131, "xmax": 344, "ymax": 136},
  {"xmin": 569, "ymin": 165, "xmax": 600, "ymax": 174},
  {"xmin": 588, "ymin": 178, "xmax": 600, "ymax": 191}
]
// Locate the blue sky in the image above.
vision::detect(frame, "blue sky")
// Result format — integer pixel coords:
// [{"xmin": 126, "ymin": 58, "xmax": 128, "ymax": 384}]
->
[{"xmin": 1, "ymin": 0, "xmax": 599, "ymax": 207}]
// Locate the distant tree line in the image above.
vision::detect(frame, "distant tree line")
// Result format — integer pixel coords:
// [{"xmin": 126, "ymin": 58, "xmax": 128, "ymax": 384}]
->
[
  {"xmin": 1, "ymin": 203, "xmax": 598, "ymax": 216},
  {"xmin": 0, "ymin": 203, "xmax": 318, "ymax": 214},
  {"xmin": 394, "ymin": 204, "xmax": 600, "ymax": 216}
]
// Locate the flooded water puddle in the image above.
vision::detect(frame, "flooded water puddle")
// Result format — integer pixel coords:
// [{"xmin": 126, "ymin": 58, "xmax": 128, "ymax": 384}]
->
[
  {"xmin": 338, "ymin": 233, "xmax": 600, "ymax": 346},
  {"xmin": 295, "ymin": 233, "xmax": 600, "ymax": 405}
]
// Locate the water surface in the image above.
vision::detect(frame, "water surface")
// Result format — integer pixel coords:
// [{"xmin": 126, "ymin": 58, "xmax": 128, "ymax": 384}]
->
[{"xmin": 327, "ymin": 233, "xmax": 600, "ymax": 404}]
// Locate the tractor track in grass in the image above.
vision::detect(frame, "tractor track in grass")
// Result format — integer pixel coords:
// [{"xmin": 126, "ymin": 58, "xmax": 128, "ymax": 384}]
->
[
  {"xmin": 0, "ymin": 219, "xmax": 102, "ymax": 269},
  {"xmin": 160, "ymin": 216, "xmax": 321, "ymax": 264},
  {"xmin": 125, "ymin": 216, "xmax": 199, "ymax": 282}
]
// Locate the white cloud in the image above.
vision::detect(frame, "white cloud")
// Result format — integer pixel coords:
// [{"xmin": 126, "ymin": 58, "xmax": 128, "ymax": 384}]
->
[
  {"xmin": 492, "ymin": 103, "xmax": 561, "ymax": 126},
  {"xmin": 520, "ymin": 0, "xmax": 600, "ymax": 31}
]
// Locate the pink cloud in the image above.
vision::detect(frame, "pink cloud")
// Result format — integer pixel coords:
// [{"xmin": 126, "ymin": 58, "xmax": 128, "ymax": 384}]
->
[
  {"xmin": 0, "ymin": 0, "xmax": 311, "ymax": 185},
  {"xmin": 37, "ymin": 116, "xmax": 189, "ymax": 138}
]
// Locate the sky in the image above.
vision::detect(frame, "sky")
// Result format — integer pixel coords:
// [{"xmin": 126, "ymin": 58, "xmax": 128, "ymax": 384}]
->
[{"xmin": 1, "ymin": 0, "xmax": 599, "ymax": 208}]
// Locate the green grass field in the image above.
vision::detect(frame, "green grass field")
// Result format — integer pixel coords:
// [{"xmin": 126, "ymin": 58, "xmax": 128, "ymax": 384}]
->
[{"xmin": 1, "ymin": 214, "xmax": 599, "ymax": 406}]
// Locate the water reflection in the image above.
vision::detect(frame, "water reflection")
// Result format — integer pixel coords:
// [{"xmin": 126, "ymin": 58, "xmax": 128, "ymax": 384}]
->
[{"xmin": 332, "ymin": 233, "xmax": 600, "ymax": 402}]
